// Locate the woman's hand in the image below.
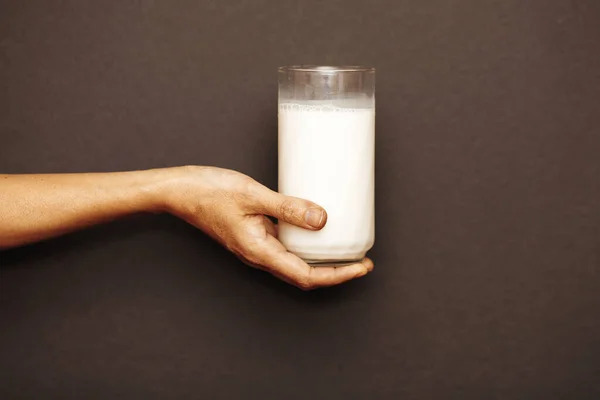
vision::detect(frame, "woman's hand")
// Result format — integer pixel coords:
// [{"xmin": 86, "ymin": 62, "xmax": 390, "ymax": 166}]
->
[{"xmin": 162, "ymin": 166, "xmax": 374, "ymax": 290}]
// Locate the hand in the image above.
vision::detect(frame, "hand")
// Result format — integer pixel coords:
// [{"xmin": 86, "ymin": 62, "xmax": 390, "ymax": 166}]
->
[{"xmin": 161, "ymin": 166, "xmax": 374, "ymax": 290}]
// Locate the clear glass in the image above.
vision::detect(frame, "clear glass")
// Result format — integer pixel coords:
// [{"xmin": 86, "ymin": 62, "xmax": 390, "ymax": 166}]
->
[{"xmin": 278, "ymin": 65, "xmax": 375, "ymax": 266}]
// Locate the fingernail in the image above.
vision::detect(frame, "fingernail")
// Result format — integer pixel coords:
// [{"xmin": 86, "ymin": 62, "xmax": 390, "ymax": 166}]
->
[{"xmin": 304, "ymin": 208, "xmax": 325, "ymax": 228}]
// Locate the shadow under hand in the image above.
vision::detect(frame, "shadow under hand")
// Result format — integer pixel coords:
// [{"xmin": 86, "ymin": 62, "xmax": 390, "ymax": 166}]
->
[{"xmin": 0, "ymin": 214, "xmax": 179, "ymax": 269}]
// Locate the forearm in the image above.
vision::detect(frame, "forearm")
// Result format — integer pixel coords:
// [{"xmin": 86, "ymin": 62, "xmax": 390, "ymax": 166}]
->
[{"xmin": 0, "ymin": 169, "xmax": 172, "ymax": 249}]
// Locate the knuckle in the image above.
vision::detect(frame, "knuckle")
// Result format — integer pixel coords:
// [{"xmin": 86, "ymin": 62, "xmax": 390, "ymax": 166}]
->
[
  {"xmin": 278, "ymin": 199, "xmax": 298, "ymax": 222},
  {"xmin": 223, "ymin": 232, "xmax": 249, "ymax": 257},
  {"xmin": 218, "ymin": 173, "xmax": 253, "ymax": 196},
  {"xmin": 239, "ymin": 242, "xmax": 262, "ymax": 265},
  {"xmin": 240, "ymin": 178, "xmax": 257, "ymax": 196},
  {"xmin": 239, "ymin": 179, "xmax": 264, "ymax": 209}
]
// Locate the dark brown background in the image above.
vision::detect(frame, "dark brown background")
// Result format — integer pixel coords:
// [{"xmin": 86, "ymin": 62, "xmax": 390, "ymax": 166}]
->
[{"xmin": 1, "ymin": 1, "xmax": 600, "ymax": 398}]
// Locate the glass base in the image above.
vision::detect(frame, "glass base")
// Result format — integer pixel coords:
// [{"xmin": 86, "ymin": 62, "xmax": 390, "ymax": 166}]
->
[{"xmin": 304, "ymin": 257, "xmax": 366, "ymax": 268}]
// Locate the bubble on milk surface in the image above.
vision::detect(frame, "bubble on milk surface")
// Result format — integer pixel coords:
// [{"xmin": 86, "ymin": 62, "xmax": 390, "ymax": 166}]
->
[{"xmin": 279, "ymin": 103, "xmax": 371, "ymax": 113}]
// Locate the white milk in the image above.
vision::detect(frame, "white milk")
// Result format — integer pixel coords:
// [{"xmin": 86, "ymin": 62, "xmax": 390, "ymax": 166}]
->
[{"xmin": 278, "ymin": 103, "xmax": 375, "ymax": 263}]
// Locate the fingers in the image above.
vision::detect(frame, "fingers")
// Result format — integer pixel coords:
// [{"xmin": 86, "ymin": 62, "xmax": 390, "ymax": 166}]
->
[
  {"xmin": 244, "ymin": 234, "xmax": 373, "ymax": 290},
  {"xmin": 301, "ymin": 258, "xmax": 374, "ymax": 289},
  {"xmin": 263, "ymin": 216, "xmax": 278, "ymax": 238},
  {"xmin": 246, "ymin": 183, "xmax": 327, "ymax": 230}
]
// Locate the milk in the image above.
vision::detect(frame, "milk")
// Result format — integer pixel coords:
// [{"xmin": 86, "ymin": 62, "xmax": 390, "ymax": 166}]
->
[{"xmin": 278, "ymin": 103, "xmax": 375, "ymax": 264}]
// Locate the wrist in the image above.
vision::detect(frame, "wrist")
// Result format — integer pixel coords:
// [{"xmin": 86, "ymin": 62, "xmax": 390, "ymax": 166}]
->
[
  {"xmin": 133, "ymin": 168, "xmax": 182, "ymax": 214},
  {"xmin": 145, "ymin": 166, "xmax": 207, "ymax": 215}
]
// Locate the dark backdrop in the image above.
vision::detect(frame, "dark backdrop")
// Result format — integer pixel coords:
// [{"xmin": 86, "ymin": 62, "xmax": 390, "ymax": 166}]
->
[{"xmin": 1, "ymin": 1, "xmax": 600, "ymax": 399}]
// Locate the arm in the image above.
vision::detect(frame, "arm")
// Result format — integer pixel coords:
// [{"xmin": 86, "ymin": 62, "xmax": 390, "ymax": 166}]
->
[
  {"xmin": 0, "ymin": 169, "xmax": 168, "ymax": 249},
  {"xmin": 0, "ymin": 166, "xmax": 373, "ymax": 289}
]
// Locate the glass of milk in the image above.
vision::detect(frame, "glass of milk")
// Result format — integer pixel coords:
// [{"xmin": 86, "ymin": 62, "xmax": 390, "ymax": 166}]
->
[{"xmin": 278, "ymin": 65, "xmax": 375, "ymax": 266}]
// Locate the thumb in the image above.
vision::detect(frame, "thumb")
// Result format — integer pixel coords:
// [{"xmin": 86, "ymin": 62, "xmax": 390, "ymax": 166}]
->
[{"xmin": 249, "ymin": 187, "xmax": 327, "ymax": 230}]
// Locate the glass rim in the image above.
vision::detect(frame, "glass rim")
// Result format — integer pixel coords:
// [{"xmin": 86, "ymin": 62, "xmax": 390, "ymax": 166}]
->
[{"xmin": 278, "ymin": 65, "xmax": 375, "ymax": 73}]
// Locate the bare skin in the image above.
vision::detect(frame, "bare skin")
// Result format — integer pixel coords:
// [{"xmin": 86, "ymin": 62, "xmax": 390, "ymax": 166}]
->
[{"xmin": 0, "ymin": 166, "xmax": 373, "ymax": 290}]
